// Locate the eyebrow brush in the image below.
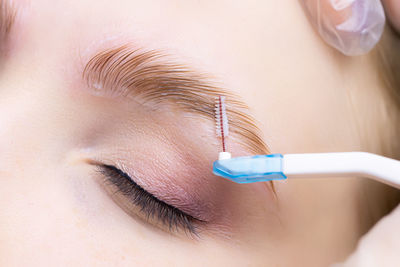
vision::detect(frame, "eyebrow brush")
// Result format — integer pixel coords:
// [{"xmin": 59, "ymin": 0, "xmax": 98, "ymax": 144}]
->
[
  {"xmin": 215, "ymin": 96, "xmax": 232, "ymax": 160},
  {"xmin": 212, "ymin": 97, "xmax": 400, "ymax": 189}
]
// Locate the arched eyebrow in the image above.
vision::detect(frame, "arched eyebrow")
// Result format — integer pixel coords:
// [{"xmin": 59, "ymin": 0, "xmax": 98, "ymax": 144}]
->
[{"xmin": 82, "ymin": 44, "xmax": 269, "ymax": 156}]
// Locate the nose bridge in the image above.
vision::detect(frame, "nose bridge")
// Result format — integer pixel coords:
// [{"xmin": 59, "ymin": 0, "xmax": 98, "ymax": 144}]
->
[{"xmin": 0, "ymin": 61, "xmax": 68, "ymax": 169}]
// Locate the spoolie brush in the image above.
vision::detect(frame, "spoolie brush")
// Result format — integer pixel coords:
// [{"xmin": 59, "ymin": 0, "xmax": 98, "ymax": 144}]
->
[{"xmin": 215, "ymin": 96, "xmax": 231, "ymax": 160}]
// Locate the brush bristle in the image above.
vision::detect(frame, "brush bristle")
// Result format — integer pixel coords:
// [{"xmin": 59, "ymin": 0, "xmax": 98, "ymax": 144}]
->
[{"xmin": 215, "ymin": 96, "xmax": 229, "ymax": 137}]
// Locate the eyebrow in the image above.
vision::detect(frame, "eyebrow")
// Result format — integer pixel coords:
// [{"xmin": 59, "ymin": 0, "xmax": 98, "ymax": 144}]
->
[
  {"xmin": 83, "ymin": 44, "xmax": 270, "ymax": 156},
  {"xmin": 0, "ymin": 0, "xmax": 16, "ymax": 44}
]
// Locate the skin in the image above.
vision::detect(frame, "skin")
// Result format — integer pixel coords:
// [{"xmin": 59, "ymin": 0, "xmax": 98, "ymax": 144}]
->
[
  {"xmin": 0, "ymin": 0, "xmax": 399, "ymax": 266},
  {"xmin": 384, "ymin": 0, "xmax": 400, "ymax": 31}
]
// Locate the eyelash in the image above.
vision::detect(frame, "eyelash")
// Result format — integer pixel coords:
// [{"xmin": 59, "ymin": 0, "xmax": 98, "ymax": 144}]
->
[{"xmin": 98, "ymin": 164, "xmax": 199, "ymax": 235}]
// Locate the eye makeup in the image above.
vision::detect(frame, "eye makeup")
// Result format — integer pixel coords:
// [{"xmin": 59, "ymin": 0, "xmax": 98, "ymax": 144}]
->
[
  {"xmin": 78, "ymin": 105, "xmax": 280, "ymax": 240},
  {"xmin": 76, "ymin": 43, "xmax": 278, "ymax": 240},
  {"xmin": 98, "ymin": 164, "xmax": 202, "ymax": 235}
]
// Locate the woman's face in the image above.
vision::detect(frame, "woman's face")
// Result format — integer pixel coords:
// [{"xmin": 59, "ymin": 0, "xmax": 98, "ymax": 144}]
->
[{"xmin": 0, "ymin": 0, "xmax": 397, "ymax": 266}]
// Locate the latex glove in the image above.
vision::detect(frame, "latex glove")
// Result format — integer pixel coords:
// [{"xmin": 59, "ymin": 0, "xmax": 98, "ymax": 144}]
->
[
  {"xmin": 300, "ymin": 0, "xmax": 386, "ymax": 56},
  {"xmin": 331, "ymin": 203, "xmax": 400, "ymax": 266}
]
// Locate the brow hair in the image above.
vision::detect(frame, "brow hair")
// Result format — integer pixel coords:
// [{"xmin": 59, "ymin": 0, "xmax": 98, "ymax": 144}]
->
[
  {"xmin": 83, "ymin": 44, "xmax": 269, "ymax": 156},
  {"xmin": 82, "ymin": 44, "xmax": 276, "ymax": 194},
  {"xmin": 0, "ymin": 0, "xmax": 15, "ymax": 43}
]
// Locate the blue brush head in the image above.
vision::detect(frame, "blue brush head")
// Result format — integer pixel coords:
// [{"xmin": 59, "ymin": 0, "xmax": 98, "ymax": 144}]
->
[{"xmin": 213, "ymin": 154, "xmax": 287, "ymax": 183}]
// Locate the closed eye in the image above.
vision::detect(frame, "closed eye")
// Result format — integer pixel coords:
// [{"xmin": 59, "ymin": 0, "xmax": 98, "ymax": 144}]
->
[{"xmin": 98, "ymin": 164, "xmax": 202, "ymax": 235}]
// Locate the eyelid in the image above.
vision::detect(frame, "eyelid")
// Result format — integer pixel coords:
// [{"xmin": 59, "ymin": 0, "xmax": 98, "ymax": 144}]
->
[
  {"xmin": 82, "ymin": 44, "xmax": 276, "ymax": 196},
  {"xmin": 97, "ymin": 164, "xmax": 201, "ymax": 235}
]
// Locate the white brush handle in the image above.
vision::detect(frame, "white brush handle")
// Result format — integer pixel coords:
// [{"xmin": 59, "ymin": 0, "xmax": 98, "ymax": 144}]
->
[{"xmin": 283, "ymin": 152, "xmax": 400, "ymax": 189}]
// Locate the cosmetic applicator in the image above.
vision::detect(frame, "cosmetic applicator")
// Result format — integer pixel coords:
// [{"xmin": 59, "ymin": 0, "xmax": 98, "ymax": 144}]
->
[{"xmin": 212, "ymin": 96, "xmax": 400, "ymax": 189}]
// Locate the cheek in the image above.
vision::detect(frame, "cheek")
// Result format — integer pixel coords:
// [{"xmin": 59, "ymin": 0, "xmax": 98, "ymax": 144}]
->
[
  {"xmin": 0, "ymin": 159, "xmax": 150, "ymax": 265},
  {"xmin": 0, "ymin": 166, "xmax": 90, "ymax": 264}
]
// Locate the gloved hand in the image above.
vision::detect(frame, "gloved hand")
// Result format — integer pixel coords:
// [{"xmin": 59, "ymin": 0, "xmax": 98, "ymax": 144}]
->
[
  {"xmin": 300, "ymin": 0, "xmax": 398, "ymax": 56},
  {"xmin": 300, "ymin": 2, "xmax": 400, "ymax": 265}
]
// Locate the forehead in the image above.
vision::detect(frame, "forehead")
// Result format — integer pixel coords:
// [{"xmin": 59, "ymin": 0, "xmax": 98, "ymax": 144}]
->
[
  {"xmin": 11, "ymin": 1, "xmax": 313, "ymax": 89},
  {"xmin": 15, "ymin": 1, "xmax": 301, "ymax": 64},
  {"xmin": 8, "ymin": 0, "xmax": 336, "ymax": 152}
]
